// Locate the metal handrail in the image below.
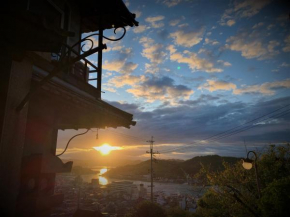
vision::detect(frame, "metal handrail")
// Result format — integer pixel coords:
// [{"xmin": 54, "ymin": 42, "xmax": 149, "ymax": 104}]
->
[{"xmin": 52, "ymin": 44, "xmax": 99, "ymax": 82}]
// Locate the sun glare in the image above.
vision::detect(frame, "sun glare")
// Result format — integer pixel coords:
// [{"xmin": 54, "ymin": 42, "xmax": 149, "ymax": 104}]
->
[
  {"xmin": 93, "ymin": 144, "xmax": 122, "ymax": 155},
  {"xmin": 100, "ymin": 168, "xmax": 108, "ymax": 175}
]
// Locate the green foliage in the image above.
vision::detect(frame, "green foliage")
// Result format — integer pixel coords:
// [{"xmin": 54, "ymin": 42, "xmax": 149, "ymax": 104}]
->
[
  {"xmin": 106, "ymin": 155, "xmax": 239, "ymax": 179},
  {"xmin": 166, "ymin": 206, "xmax": 195, "ymax": 217},
  {"xmin": 260, "ymin": 175, "xmax": 290, "ymax": 217},
  {"xmin": 195, "ymin": 144, "xmax": 290, "ymax": 217},
  {"xmin": 106, "ymin": 159, "xmax": 183, "ymax": 179},
  {"xmin": 180, "ymin": 155, "xmax": 239, "ymax": 174},
  {"xmin": 195, "ymin": 191, "xmax": 229, "ymax": 217},
  {"xmin": 127, "ymin": 201, "xmax": 166, "ymax": 217}
]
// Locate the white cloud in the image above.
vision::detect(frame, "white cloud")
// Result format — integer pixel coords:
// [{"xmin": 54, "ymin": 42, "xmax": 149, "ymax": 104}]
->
[
  {"xmin": 204, "ymin": 38, "xmax": 220, "ymax": 46},
  {"xmin": 103, "ymin": 60, "xmax": 124, "ymax": 72},
  {"xmin": 170, "ymin": 28, "xmax": 204, "ymax": 47},
  {"xmin": 139, "ymin": 37, "xmax": 166, "ymax": 73},
  {"xmin": 133, "ymin": 25, "xmax": 147, "ymax": 33},
  {"xmin": 167, "ymin": 45, "xmax": 177, "ymax": 54},
  {"xmin": 162, "ymin": 0, "xmax": 182, "ymax": 7},
  {"xmin": 127, "ymin": 76, "xmax": 194, "ymax": 104},
  {"xmin": 226, "ymin": 19, "xmax": 236, "ymax": 26},
  {"xmin": 220, "ymin": 0, "xmax": 271, "ymax": 25},
  {"xmin": 145, "ymin": 15, "xmax": 165, "ymax": 28},
  {"xmin": 145, "ymin": 63, "xmax": 160, "ymax": 74},
  {"xmin": 102, "ymin": 39, "xmax": 124, "ymax": 52},
  {"xmin": 226, "ymin": 32, "xmax": 280, "ymax": 60},
  {"xmin": 108, "ymin": 74, "xmax": 146, "ymax": 88},
  {"xmin": 280, "ymin": 62, "xmax": 290, "ymax": 67},
  {"xmin": 103, "ymin": 86, "xmax": 117, "ymax": 93},
  {"xmin": 168, "ymin": 45, "xmax": 223, "ymax": 73},
  {"xmin": 169, "ymin": 19, "xmax": 181, "ymax": 26},
  {"xmin": 199, "ymin": 80, "xmax": 236, "ymax": 92},
  {"xmin": 217, "ymin": 60, "xmax": 232, "ymax": 67},
  {"xmin": 199, "ymin": 79, "xmax": 290, "ymax": 96},
  {"xmin": 132, "ymin": 10, "xmax": 142, "ymax": 18},
  {"xmin": 178, "ymin": 23, "xmax": 189, "ymax": 28},
  {"xmin": 267, "ymin": 40, "xmax": 280, "ymax": 53},
  {"xmin": 145, "ymin": 16, "xmax": 165, "ymax": 23},
  {"xmin": 233, "ymin": 79, "xmax": 290, "ymax": 95},
  {"xmin": 124, "ymin": 0, "xmax": 130, "ymax": 7},
  {"xmin": 103, "ymin": 60, "xmax": 138, "ymax": 74}
]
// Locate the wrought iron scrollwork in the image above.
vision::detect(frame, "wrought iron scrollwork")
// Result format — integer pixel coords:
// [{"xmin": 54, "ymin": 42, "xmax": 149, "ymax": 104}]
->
[
  {"xmin": 80, "ymin": 38, "xmax": 94, "ymax": 53},
  {"xmin": 70, "ymin": 27, "xmax": 127, "ymax": 53},
  {"xmin": 103, "ymin": 27, "xmax": 127, "ymax": 41}
]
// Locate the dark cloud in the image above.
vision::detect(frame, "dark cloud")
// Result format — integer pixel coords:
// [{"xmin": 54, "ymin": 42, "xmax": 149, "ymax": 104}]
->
[
  {"xmin": 107, "ymin": 96, "xmax": 290, "ymax": 157},
  {"xmin": 126, "ymin": 75, "xmax": 193, "ymax": 104},
  {"xmin": 142, "ymin": 76, "xmax": 192, "ymax": 93},
  {"xmin": 178, "ymin": 94, "xmax": 221, "ymax": 106}
]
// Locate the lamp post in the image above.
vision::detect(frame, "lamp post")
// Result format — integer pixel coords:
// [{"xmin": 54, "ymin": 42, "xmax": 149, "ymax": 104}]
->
[{"xmin": 242, "ymin": 151, "xmax": 261, "ymax": 198}]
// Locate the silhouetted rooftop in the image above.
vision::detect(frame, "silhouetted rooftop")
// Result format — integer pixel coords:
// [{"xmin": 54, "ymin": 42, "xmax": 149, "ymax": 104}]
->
[{"xmin": 77, "ymin": 0, "xmax": 139, "ymax": 33}]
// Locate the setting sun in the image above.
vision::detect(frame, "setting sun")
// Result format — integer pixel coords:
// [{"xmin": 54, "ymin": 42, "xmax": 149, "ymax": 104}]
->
[{"xmin": 93, "ymin": 144, "xmax": 122, "ymax": 155}]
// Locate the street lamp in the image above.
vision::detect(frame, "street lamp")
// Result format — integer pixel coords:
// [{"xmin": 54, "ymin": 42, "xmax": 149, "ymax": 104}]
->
[{"xmin": 242, "ymin": 151, "xmax": 261, "ymax": 198}]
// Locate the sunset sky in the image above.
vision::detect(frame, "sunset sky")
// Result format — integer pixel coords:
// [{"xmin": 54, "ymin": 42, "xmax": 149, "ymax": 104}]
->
[{"xmin": 57, "ymin": 0, "xmax": 290, "ymax": 163}]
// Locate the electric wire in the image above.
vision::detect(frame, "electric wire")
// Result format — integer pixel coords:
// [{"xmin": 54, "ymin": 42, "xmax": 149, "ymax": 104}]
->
[
  {"xmin": 56, "ymin": 102, "xmax": 290, "ymax": 156},
  {"xmin": 160, "ymin": 109, "xmax": 290, "ymax": 154},
  {"xmin": 56, "ymin": 129, "xmax": 90, "ymax": 156},
  {"xmin": 160, "ymin": 106, "xmax": 290, "ymax": 153},
  {"xmin": 161, "ymin": 110, "xmax": 290, "ymax": 154}
]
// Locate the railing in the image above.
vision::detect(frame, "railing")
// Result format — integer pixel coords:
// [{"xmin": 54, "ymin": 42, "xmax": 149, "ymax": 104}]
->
[
  {"xmin": 17, "ymin": 27, "xmax": 126, "ymax": 111},
  {"xmin": 52, "ymin": 45, "xmax": 101, "ymax": 96}
]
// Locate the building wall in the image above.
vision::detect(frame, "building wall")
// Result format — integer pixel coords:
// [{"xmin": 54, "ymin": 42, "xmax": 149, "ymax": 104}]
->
[{"xmin": 0, "ymin": 55, "xmax": 32, "ymax": 217}]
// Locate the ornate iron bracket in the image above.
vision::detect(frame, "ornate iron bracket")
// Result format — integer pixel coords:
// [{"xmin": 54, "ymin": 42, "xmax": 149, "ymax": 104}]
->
[{"xmin": 74, "ymin": 27, "xmax": 127, "ymax": 52}]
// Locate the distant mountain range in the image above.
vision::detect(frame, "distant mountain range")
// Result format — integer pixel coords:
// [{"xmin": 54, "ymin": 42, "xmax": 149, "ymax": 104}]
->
[
  {"xmin": 62, "ymin": 158, "xmax": 142, "ymax": 168},
  {"xmin": 105, "ymin": 155, "xmax": 240, "ymax": 179}
]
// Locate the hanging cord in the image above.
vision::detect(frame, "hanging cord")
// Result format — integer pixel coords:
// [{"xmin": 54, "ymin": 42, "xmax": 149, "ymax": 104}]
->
[
  {"xmin": 56, "ymin": 129, "xmax": 90, "ymax": 157},
  {"xmin": 91, "ymin": 128, "xmax": 99, "ymax": 139}
]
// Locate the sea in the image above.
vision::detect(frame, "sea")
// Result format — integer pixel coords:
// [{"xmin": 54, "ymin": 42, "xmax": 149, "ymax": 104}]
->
[{"xmin": 76, "ymin": 166, "xmax": 205, "ymax": 197}]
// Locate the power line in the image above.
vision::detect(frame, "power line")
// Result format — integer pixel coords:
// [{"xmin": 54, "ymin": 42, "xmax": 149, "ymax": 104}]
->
[
  {"xmin": 161, "ymin": 107, "xmax": 290, "ymax": 153},
  {"xmin": 90, "ymin": 102, "xmax": 290, "ymax": 154},
  {"xmin": 201, "ymin": 104, "xmax": 290, "ymax": 142},
  {"xmin": 162, "ymin": 110, "xmax": 290, "ymax": 154},
  {"xmin": 146, "ymin": 136, "xmax": 159, "ymax": 202}
]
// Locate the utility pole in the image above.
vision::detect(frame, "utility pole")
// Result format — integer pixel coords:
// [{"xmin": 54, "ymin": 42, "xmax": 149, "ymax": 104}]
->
[{"xmin": 146, "ymin": 136, "xmax": 159, "ymax": 202}]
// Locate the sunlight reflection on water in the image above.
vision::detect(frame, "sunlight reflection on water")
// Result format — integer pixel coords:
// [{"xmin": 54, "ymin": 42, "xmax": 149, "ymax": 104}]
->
[
  {"xmin": 99, "ymin": 167, "xmax": 108, "ymax": 185},
  {"xmin": 79, "ymin": 166, "xmax": 202, "ymax": 196},
  {"xmin": 100, "ymin": 168, "xmax": 108, "ymax": 175},
  {"xmin": 99, "ymin": 176, "xmax": 108, "ymax": 185}
]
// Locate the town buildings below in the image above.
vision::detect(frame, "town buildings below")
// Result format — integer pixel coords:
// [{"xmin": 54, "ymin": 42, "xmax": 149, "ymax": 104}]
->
[{"xmin": 52, "ymin": 174, "xmax": 201, "ymax": 217}]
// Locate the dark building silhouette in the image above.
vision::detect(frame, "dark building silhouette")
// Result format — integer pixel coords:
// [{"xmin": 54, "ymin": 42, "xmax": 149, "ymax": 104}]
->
[{"xmin": 0, "ymin": 1, "xmax": 138, "ymax": 216}]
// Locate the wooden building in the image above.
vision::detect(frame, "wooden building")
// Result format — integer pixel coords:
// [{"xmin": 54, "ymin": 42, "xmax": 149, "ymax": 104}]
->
[{"xmin": 0, "ymin": 1, "xmax": 138, "ymax": 216}]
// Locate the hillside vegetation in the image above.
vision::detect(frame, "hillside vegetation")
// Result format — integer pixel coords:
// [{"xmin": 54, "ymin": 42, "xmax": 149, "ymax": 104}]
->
[{"xmin": 105, "ymin": 155, "xmax": 239, "ymax": 179}]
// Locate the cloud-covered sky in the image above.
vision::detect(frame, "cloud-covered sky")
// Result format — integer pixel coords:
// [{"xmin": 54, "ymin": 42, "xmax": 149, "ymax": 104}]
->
[{"xmin": 58, "ymin": 0, "xmax": 290, "ymax": 162}]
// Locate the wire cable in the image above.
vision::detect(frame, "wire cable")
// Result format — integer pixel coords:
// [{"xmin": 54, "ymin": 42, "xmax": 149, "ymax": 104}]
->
[
  {"xmin": 160, "ymin": 107, "xmax": 290, "ymax": 154},
  {"xmin": 56, "ymin": 129, "xmax": 90, "ymax": 157}
]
